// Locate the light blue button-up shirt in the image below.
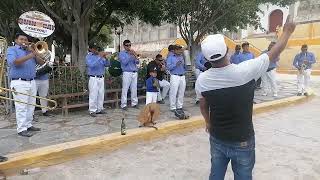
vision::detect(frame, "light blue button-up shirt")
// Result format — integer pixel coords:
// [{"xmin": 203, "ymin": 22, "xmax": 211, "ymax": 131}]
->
[
  {"xmin": 167, "ymin": 52, "xmax": 174, "ymax": 59},
  {"xmin": 6, "ymin": 45, "xmax": 36, "ymax": 79},
  {"xmin": 195, "ymin": 52, "xmax": 207, "ymax": 71},
  {"xmin": 261, "ymin": 50, "xmax": 279, "ymax": 70},
  {"xmin": 230, "ymin": 52, "xmax": 242, "ymax": 64},
  {"xmin": 166, "ymin": 54, "xmax": 186, "ymax": 75},
  {"xmin": 118, "ymin": 50, "xmax": 139, "ymax": 72},
  {"xmin": 239, "ymin": 52, "xmax": 255, "ymax": 63},
  {"xmin": 293, "ymin": 52, "xmax": 316, "ymax": 70},
  {"xmin": 86, "ymin": 52, "xmax": 110, "ymax": 76}
]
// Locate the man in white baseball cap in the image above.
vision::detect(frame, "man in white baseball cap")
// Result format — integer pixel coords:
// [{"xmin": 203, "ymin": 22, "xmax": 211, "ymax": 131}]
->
[{"xmin": 195, "ymin": 16, "xmax": 296, "ymax": 180}]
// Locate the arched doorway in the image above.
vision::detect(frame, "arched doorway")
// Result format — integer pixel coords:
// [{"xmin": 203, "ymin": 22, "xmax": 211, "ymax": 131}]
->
[{"xmin": 269, "ymin": 9, "xmax": 283, "ymax": 32}]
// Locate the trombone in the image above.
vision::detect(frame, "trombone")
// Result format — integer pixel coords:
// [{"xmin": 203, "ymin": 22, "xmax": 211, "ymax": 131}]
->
[{"xmin": 0, "ymin": 36, "xmax": 57, "ymax": 110}]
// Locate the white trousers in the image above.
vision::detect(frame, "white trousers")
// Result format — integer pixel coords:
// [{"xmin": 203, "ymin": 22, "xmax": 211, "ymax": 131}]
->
[
  {"xmin": 157, "ymin": 79, "xmax": 170, "ymax": 101},
  {"xmin": 146, "ymin": 92, "xmax": 158, "ymax": 105},
  {"xmin": 261, "ymin": 69, "xmax": 278, "ymax": 95},
  {"xmin": 297, "ymin": 69, "xmax": 311, "ymax": 93},
  {"xmin": 169, "ymin": 75, "xmax": 186, "ymax": 110},
  {"xmin": 194, "ymin": 69, "xmax": 202, "ymax": 101},
  {"xmin": 10, "ymin": 80, "xmax": 36, "ymax": 133},
  {"xmin": 35, "ymin": 79, "xmax": 49, "ymax": 113},
  {"xmin": 89, "ymin": 77, "xmax": 105, "ymax": 113},
  {"xmin": 121, "ymin": 72, "xmax": 138, "ymax": 108}
]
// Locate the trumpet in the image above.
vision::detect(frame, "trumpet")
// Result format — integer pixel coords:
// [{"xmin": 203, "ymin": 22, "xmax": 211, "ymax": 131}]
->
[
  {"xmin": 128, "ymin": 49, "xmax": 140, "ymax": 59},
  {"xmin": 23, "ymin": 41, "xmax": 51, "ymax": 62},
  {"xmin": 300, "ymin": 63, "xmax": 307, "ymax": 74},
  {"xmin": 0, "ymin": 36, "xmax": 57, "ymax": 110},
  {"xmin": 98, "ymin": 51, "xmax": 109, "ymax": 59}
]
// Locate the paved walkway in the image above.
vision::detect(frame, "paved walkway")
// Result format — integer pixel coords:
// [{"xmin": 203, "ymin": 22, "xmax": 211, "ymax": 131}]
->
[
  {"xmin": 0, "ymin": 78, "xmax": 298, "ymax": 155},
  {"xmin": 9, "ymin": 75, "xmax": 320, "ymax": 180},
  {"xmin": 8, "ymin": 74, "xmax": 320, "ymax": 180}
]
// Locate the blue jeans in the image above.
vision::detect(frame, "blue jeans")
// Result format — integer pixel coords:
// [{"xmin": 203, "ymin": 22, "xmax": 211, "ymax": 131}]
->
[{"xmin": 209, "ymin": 135, "xmax": 255, "ymax": 180}]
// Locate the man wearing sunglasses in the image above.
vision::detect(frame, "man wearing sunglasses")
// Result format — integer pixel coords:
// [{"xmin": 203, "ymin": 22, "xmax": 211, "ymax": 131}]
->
[{"xmin": 119, "ymin": 40, "xmax": 140, "ymax": 110}]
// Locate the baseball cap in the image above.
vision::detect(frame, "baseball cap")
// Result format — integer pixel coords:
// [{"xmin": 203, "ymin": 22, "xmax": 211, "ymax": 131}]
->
[
  {"xmin": 150, "ymin": 66, "xmax": 157, "ymax": 73},
  {"xmin": 201, "ymin": 34, "xmax": 227, "ymax": 61}
]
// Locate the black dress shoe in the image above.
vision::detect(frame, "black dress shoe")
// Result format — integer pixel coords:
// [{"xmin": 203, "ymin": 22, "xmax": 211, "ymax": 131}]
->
[
  {"xmin": 0, "ymin": 156, "xmax": 8, "ymax": 162},
  {"xmin": 132, "ymin": 105, "xmax": 139, "ymax": 109},
  {"xmin": 96, "ymin": 110, "xmax": 107, "ymax": 114},
  {"xmin": 18, "ymin": 130, "xmax": 33, "ymax": 137},
  {"xmin": 174, "ymin": 109, "xmax": 187, "ymax": 120},
  {"xmin": 27, "ymin": 126, "xmax": 41, "ymax": 131},
  {"xmin": 42, "ymin": 112, "xmax": 51, "ymax": 116},
  {"xmin": 157, "ymin": 100, "xmax": 165, "ymax": 104},
  {"xmin": 297, "ymin": 93, "xmax": 302, "ymax": 96},
  {"xmin": 176, "ymin": 108, "xmax": 184, "ymax": 111},
  {"xmin": 89, "ymin": 112, "xmax": 97, "ymax": 117},
  {"xmin": 122, "ymin": 107, "xmax": 128, "ymax": 111}
]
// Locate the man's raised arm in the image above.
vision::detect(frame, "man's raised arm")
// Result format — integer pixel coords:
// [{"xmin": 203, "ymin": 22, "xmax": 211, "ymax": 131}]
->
[{"xmin": 267, "ymin": 16, "xmax": 296, "ymax": 62}]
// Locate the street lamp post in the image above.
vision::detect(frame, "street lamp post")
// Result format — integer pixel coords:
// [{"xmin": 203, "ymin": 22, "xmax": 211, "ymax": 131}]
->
[{"xmin": 114, "ymin": 26, "xmax": 124, "ymax": 52}]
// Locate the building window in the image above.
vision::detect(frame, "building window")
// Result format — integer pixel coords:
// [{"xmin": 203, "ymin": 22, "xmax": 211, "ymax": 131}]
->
[{"xmin": 169, "ymin": 27, "xmax": 176, "ymax": 38}]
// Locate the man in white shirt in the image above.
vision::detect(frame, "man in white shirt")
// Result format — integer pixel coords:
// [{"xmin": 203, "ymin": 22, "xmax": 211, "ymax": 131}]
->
[{"xmin": 196, "ymin": 17, "xmax": 296, "ymax": 180}]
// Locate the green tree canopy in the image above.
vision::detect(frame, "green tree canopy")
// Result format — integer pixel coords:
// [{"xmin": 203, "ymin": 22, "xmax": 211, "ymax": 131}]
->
[
  {"xmin": 0, "ymin": 0, "xmax": 165, "ymax": 70},
  {"xmin": 163, "ymin": 0, "xmax": 296, "ymax": 59}
]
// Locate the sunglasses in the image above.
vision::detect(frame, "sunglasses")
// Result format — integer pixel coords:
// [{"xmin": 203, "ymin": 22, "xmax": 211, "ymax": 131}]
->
[{"xmin": 124, "ymin": 44, "xmax": 131, "ymax": 47}]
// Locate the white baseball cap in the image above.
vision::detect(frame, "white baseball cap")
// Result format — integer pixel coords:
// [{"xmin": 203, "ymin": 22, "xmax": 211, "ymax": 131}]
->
[{"xmin": 201, "ymin": 34, "xmax": 227, "ymax": 61}]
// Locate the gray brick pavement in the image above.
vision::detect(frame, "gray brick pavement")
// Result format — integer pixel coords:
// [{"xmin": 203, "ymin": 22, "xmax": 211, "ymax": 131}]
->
[{"xmin": 0, "ymin": 79, "xmax": 298, "ymax": 155}]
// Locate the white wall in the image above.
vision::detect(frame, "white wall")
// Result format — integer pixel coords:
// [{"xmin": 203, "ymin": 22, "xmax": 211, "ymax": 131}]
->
[{"xmin": 241, "ymin": 3, "xmax": 289, "ymax": 38}]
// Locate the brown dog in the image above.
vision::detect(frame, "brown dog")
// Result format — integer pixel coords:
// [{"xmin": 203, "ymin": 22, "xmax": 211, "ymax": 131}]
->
[{"xmin": 138, "ymin": 103, "xmax": 160, "ymax": 130}]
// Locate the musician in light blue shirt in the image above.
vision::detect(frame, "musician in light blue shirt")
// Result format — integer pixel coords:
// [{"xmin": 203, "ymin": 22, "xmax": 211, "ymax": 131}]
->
[
  {"xmin": 230, "ymin": 45, "xmax": 242, "ymax": 64},
  {"xmin": 240, "ymin": 42, "xmax": 260, "ymax": 88},
  {"xmin": 119, "ymin": 40, "xmax": 140, "ymax": 110},
  {"xmin": 86, "ymin": 44, "xmax": 110, "ymax": 116},
  {"xmin": 293, "ymin": 44, "xmax": 316, "ymax": 96},
  {"xmin": 195, "ymin": 52, "xmax": 207, "ymax": 75},
  {"xmin": 119, "ymin": 47, "xmax": 139, "ymax": 73},
  {"xmin": 167, "ymin": 45, "xmax": 175, "ymax": 59},
  {"xmin": 166, "ymin": 45, "xmax": 187, "ymax": 112},
  {"xmin": 260, "ymin": 42, "xmax": 279, "ymax": 97},
  {"xmin": 6, "ymin": 33, "xmax": 44, "ymax": 137},
  {"xmin": 194, "ymin": 52, "xmax": 209, "ymax": 104},
  {"xmin": 293, "ymin": 45, "xmax": 316, "ymax": 70},
  {"xmin": 239, "ymin": 42, "xmax": 255, "ymax": 63},
  {"xmin": 166, "ymin": 48, "xmax": 186, "ymax": 76}
]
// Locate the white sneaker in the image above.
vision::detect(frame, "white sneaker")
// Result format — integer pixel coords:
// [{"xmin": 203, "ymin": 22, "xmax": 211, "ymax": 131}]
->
[
  {"xmin": 262, "ymin": 93, "xmax": 267, "ymax": 96},
  {"xmin": 273, "ymin": 93, "xmax": 278, "ymax": 97}
]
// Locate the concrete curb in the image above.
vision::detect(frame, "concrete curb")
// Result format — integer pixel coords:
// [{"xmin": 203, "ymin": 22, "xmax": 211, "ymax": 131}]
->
[{"xmin": 0, "ymin": 93, "xmax": 315, "ymax": 176}]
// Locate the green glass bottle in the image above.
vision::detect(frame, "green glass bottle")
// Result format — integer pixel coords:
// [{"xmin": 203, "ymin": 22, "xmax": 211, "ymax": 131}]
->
[{"xmin": 121, "ymin": 118, "xmax": 126, "ymax": 135}]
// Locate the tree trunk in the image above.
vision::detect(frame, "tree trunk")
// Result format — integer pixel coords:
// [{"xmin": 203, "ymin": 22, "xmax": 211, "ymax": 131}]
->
[
  {"xmin": 77, "ymin": 15, "xmax": 90, "ymax": 74},
  {"xmin": 191, "ymin": 42, "xmax": 200, "ymax": 66},
  {"xmin": 71, "ymin": 27, "xmax": 78, "ymax": 66}
]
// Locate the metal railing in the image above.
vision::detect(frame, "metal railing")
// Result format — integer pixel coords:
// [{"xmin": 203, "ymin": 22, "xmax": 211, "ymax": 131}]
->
[{"xmin": 1, "ymin": 63, "xmax": 196, "ymax": 114}]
